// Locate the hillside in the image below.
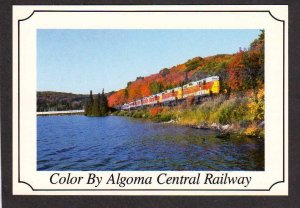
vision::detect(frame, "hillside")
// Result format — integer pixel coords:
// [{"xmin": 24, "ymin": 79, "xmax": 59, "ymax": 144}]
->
[
  {"xmin": 37, "ymin": 91, "xmax": 115, "ymax": 112},
  {"xmin": 108, "ymin": 30, "xmax": 264, "ymax": 107},
  {"xmin": 37, "ymin": 91, "xmax": 88, "ymax": 112}
]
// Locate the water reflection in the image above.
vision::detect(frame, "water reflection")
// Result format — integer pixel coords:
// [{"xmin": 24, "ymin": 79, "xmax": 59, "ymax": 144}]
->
[{"xmin": 37, "ymin": 115, "xmax": 264, "ymax": 171}]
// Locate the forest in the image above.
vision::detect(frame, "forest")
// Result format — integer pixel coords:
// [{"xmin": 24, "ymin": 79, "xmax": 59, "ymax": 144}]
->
[
  {"xmin": 108, "ymin": 31, "xmax": 264, "ymax": 107},
  {"xmin": 37, "ymin": 91, "xmax": 88, "ymax": 112}
]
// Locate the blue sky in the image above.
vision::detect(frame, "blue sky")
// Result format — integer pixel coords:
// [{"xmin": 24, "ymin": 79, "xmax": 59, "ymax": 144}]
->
[{"xmin": 37, "ymin": 29, "xmax": 261, "ymax": 94}]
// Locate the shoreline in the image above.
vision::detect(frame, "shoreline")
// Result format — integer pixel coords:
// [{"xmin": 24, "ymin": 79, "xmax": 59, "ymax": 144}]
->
[
  {"xmin": 111, "ymin": 95, "xmax": 265, "ymax": 139},
  {"xmin": 114, "ymin": 114, "xmax": 264, "ymax": 139},
  {"xmin": 37, "ymin": 93, "xmax": 265, "ymax": 139}
]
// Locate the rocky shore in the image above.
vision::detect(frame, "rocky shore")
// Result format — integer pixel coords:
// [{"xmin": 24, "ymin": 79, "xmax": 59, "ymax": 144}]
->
[{"xmin": 191, "ymin": 121, "xmax": 264, "ymax": 138}]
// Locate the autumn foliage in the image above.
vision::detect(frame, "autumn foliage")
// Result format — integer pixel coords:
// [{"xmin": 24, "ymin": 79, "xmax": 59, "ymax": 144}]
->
[
  {"xmin": 149, "ymin": 107, "xmax": 163, "ymax": 117},
  {"xmin": 227, "ymin": 50, "xmax": 245, "ymax": 91},
  {"xmin": 227, "ymin": 31, "xmax": 264, "ymax": 92},
  {"xmin": 108, "ymin": 31, "xmax": 265, "ymax": 107}
]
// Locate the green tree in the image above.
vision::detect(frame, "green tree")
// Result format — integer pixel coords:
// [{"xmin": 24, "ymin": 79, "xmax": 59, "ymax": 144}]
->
[
  {"xmin": 184, "ymin": 71, "xmax": 189, "ymax": 84},
  {"xmin": 242, "ymin": 30, "xmax": 264, "ymax": 90},
  {"xmin": 124, "ymin": 88, "xmax": 129, "ymax": 100},
  {"xmin": 91, "ymin": 93, "xmax": 101, "ymax": 116},
  {"xmin": 165, "ymin": 83, "xmax": 174, "ymax": 90},
  {"xmin": 99, "ymin": 89, "xmax": 108, "ymax": 115},
  {"xmin": 150, "ymin": 81, "xmax": 162, "ymax": 94},
  {"xmin": 85, "ymin": 89, "xmax": 108, "ymax": 116},
  {"xmin": 185, "ymin": 57, "xmax": 202, "ymax": 72},
  {"xmin": 84, "ymin": 90, "xmax": 93, "ymax": 115}
]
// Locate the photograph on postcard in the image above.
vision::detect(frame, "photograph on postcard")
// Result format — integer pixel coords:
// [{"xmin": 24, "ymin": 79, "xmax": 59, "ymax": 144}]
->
[{"xmin": 36, "ymin": 29, "xmax": 265, "ymax": 172}]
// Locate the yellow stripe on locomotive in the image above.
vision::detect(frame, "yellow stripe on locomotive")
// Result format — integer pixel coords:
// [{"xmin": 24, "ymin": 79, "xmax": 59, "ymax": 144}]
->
[
  {"xmin": 174, "ymin": 86, "xmax": 183, "ymax": 100},
  {"xmin": 157, "ymin": 93, "xmax": 163, "ymax": 103},
  {"xmin": 210, "ymin": 76, "xmax": 220, "ymax": 94}
]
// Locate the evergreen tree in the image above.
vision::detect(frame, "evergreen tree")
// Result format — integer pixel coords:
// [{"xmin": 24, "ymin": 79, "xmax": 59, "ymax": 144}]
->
[
  {"xmin": 92, "ymin": 93, "xmax": 101, "ymax": 116},
  {"xmin": 124, "ymin": 88, "xmax": 129, "ymax": 100},
  {"xmin": 89, "ymin": 90, "xmax": 94, "ymax": 103},
  {"xmin": 85, "ymin": 89, "xmax": 108, "ymax": 116},
  {"xmin": 97, "ymin": 93, "xmax": 101, "ymax": 115},
  {"xmin": 84, "ymin": 90, "xmax": 93, "ymax": 115},
  {"xmin": 99, "ymin": 89, "xmax": 108, "ymax": 115},
  {"xmin": 184, "ymin": 71, "xmax": 189, "ymax": 84}
]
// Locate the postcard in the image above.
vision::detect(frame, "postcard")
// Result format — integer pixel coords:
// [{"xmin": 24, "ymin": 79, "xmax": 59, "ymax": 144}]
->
[{"xmin": 12, "ymin": 5, "xmax": 288, "ymax": 195}]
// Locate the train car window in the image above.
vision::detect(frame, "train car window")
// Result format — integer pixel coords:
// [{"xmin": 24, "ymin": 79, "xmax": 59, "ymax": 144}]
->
[
  {"xmin": 172, "ymin": 89, "xmax": 174, "ymax": 93},
  {"xmin": 203, "ymin": 80, "xmax": 206, "ymax": 85}
]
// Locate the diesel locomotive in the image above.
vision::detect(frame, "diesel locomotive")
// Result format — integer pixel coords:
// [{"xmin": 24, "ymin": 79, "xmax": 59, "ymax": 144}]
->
[{"xmin": 121, "ymin": 76, "xmax": 220, "ymax": 110}]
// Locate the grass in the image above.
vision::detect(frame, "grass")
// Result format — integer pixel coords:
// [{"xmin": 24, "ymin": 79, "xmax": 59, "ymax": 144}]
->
[{"xmin": 113, "ymin": 94, "xmax": 264, "ymax": 138}]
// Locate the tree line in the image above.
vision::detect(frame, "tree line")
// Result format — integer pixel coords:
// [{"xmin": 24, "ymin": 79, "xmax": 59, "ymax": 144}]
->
[
  {"xmin": 37, "ymin": 91, "xmax": 87, "ymax": 112},
  {"xmin": 85, "ymin": 89, "xmax": 109, "ymax": 116}
]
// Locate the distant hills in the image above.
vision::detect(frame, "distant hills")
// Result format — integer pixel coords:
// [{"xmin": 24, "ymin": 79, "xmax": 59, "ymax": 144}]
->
[
  {"xmin": 37, "ymin": 91, "xmax": 114, "ymax": 112},
  {"xmin": 37, "ymin": 91, "xmax": 88, "ymax": 112}
]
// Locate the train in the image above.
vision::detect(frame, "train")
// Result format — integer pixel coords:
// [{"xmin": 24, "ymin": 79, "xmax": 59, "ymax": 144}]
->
[{"xmin": 120, "ymin": 76, "xmax": 220, "ymax": 110}]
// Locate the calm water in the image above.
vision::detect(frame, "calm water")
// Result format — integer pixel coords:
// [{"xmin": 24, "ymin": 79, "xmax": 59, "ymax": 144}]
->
[{"xmin": 37, "ymin": 115, "xmax": 264, "ymax": 171}]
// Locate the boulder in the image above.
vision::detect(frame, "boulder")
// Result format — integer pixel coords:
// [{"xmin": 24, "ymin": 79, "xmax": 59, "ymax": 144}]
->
[
  {"xmin": 197, "ymin": 122, "xmax": 209, "ymax": 129},
  {"xmin": 221, "ymin": 124, "xmax": 235, "ymax": 132},
  {"xmin": 211, "ymin": 123, "xmax": 222, "ymax": 131},
  {"xmin": 222, "ymin": 124, "xmax": 230, "ymax": 130},
  {"xmin": 164, "ymin": 119, "xmax": 175, "ymax": 124}
]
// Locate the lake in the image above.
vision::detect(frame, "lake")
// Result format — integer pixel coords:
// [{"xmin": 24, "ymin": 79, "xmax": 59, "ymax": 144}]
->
[{"xmin": 37, "ymin": 115, "xmax": 264, "ymax": 171}]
